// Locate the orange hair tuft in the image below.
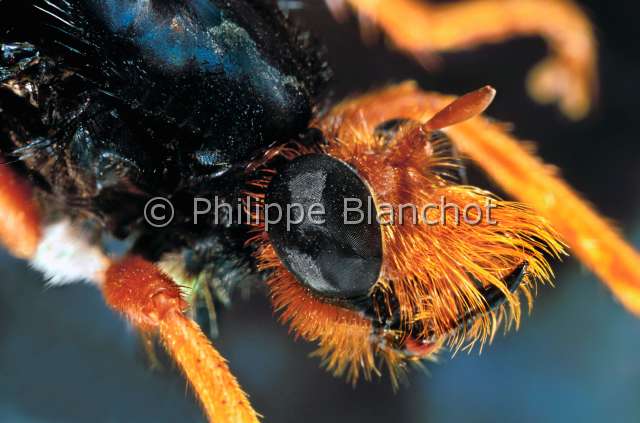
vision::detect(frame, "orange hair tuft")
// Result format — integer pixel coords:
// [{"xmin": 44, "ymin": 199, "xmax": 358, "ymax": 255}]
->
[{"xmin": 320, "ymin": 114, "xmax": 565, "ymax": 349}]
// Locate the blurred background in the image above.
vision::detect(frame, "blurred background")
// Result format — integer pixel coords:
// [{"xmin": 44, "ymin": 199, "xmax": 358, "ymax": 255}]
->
[{"xmin": 1, "ymin": 1, "xmax": 640, "ymax": 422}]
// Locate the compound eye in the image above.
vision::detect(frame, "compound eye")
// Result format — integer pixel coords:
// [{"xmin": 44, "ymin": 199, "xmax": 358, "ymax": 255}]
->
[{"xmin": 266, "ymin": 154, "xmax": 383, "ymax": 300}]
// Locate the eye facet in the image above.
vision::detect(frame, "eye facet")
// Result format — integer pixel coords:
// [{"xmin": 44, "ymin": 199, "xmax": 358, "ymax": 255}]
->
[{"xmin": 266, "ymin": 154, "xmax": 383, "ymax": 301}]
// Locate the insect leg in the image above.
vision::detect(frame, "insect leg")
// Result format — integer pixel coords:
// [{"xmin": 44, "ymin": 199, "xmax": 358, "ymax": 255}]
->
[
  {"xmin": 0, "ymin": 159, "xmax": 41, "ymax": 258},
  {"xmin": 103, "ymin": 256, "xmax": 260, "ymax": 423},
  {"xmin": 0, "ymin": 160, "xmax": 258, "ymax": 422},
  {"xmin": 339, "ymin": 0, "xmax": 597, "ymax": 120},
  {"xmin": 446, "ymin": 111, "xmax": 640, "ymax": 315}
]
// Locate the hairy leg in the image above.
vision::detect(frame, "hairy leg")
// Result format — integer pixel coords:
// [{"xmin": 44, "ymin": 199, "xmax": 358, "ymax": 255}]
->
[
  {"xmin": 104, "ymin": 256, "xmax": 260, "ymax": 423},
  {"xmin": 315, "ymin": 82, "xmax": 640, "ymax": 315},
  {"xmin": 0, "ymin": 164, "xmax": 258, "ymax": 422},
  {"xmin": 334, "ymin": 0, "xmax": 597, "ymax": 120},
  {"xmin": 0, "ymin": 162, "xmax": 40, "ymax": 258}
]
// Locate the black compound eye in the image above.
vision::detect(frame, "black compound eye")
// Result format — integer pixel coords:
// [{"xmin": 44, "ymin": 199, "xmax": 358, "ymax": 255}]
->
[{"xmin": 266, "ymin": 154, "xmax": 383, "ymax": 300}]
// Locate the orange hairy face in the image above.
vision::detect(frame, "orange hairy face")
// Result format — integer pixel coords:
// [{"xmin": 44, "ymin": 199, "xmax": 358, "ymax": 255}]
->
[
  {"xmin": 247, "ymin": 88, "xmax": 565, "ymax": 384},
  {"xmin": 321, "ymin": 120, "xmax": 564, "ymax": 346}
]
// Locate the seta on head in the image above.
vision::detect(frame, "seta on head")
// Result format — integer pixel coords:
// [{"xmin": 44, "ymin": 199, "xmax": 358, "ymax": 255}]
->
[{"xmin": 247, "ymin": 87, "xmax": 565, "ymax": 384}]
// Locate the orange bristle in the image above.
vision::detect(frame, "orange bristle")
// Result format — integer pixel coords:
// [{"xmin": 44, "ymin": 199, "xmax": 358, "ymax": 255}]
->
[
  {"xmin": 245, "ymin": 162, "xmax": 380, "ymax": 383},
  {"xmin": 324, "ymin": 116, "xmax": 565, "ymax": 349},
  {"xmin": 258, "ymin": 242, "xmax": 376, "ymax": 384},
  {"xmin": 246, "ymin": 91, "xmax": 565, "ymax": 383}
]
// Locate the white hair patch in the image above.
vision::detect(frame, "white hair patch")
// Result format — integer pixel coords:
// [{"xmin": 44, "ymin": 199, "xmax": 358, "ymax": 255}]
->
[{"xmin": 31, "ymin": 220, "xmax": 110, "ymax": 286}]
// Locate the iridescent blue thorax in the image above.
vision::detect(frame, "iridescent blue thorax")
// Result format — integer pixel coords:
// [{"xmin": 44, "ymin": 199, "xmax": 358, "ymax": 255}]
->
[{"xmin": 82, "ymin": 0, "xmax": 328, "ymax": 174}]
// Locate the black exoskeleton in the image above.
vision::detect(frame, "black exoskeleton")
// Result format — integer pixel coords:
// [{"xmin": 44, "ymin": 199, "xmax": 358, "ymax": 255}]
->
[{"xmin": 0, "ymin": 0, "xmax": 330, "ymax": 317}]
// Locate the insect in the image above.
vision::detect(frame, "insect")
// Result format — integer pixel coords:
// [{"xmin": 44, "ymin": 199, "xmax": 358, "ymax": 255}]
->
[{"xmin": 1, "ymin": 1, "xmax": 639, "ymax": 423}]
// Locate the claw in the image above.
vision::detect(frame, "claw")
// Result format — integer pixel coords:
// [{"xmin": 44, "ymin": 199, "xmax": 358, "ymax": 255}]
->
[
  {"xmin": 478, "ymin": 262, "xmax": 528, "ymax": 311},
  {"xmin": 454, "ymin": 262, "xmax": 529, "ymax": 332}
]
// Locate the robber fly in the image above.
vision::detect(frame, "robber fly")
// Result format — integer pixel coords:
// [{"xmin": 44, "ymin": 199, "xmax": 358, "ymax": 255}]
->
[{"xmin": 1, "ymin": 1, "xmax": 637, "ymax": 423}]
